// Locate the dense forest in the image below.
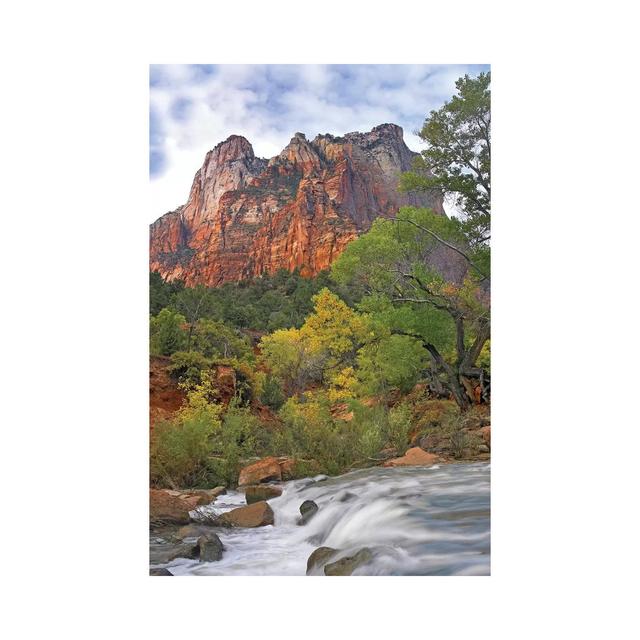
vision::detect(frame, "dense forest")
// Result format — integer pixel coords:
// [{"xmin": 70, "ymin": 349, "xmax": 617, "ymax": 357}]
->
[{"xmin": 150, "ymin": 72, "xmax": 491, "ymax": 490}]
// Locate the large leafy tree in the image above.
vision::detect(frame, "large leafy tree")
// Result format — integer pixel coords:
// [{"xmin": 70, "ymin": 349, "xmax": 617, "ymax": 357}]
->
[
  {"xmin": 332, "ymin": 72, "xmax": 491, "ymax": 411},
  {"xmin": 259, "ymin": 289, "xmax": 368, "ymax": 393},
  {"xmin": 149, "ymin": 271, "xmax": 184, "ymax": 316},
  {"xmin": 259, "ymin": 326, "xmax": 323, "ymax": 392},
  {"xmin": 191, "ymin": 318, "xmax": 253, "ymax": 361},
  {"xmin": 401, "ymin": 71, "xmax": 490, "ymax": 247},
  {"xmin": 174, "ymin": 285, "xmax": 217, "ymax": 350},
  {"xmin": 332, "ymin": 208, "xmax": 489, "ymax": 410},
  {"xmin": 150, "ymin": 308, "xmax": 187, "ymax": 356}
]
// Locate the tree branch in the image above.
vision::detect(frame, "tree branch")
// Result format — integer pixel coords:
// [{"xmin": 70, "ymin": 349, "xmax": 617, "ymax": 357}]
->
[{"xmin": 391, "ymin": 217, "xmax": 489, "ymax": 280}]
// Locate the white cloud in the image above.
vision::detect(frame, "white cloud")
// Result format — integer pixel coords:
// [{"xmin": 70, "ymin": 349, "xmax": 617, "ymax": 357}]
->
[{"xmin": 149, "ymin": 64, "xmax": 488, "ymax": 222}]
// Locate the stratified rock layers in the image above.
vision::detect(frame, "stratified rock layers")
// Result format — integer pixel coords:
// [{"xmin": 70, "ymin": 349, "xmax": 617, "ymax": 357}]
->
[{"xmin": 150, "ymin": 124, "xmax": 443, "ymax": 286}]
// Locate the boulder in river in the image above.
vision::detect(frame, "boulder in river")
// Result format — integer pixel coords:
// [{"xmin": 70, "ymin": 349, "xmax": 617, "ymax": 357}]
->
[
  {"xmin": 192, "ymin": 486, "xmax": 227, "ymax": 503},
  {"xmin": 176, "ymin": 523, "xmax": 220, "ymax": 540},
  {"xmin": 306, "ymin": 547, "xmax": 338, "ymax": 574},
  {"xmin": 150, "ymin": 542, "xmax": 199, "ymax": 564},
  {"xmin": 238, "ymin": 457, "xmax": 282, "ymax": 486},
  {"xmin": 218, "ymin": 501, "xmax": 275, "ymax": 528},
  {"xmin": 197, "ymin": 533, "xmax": 224, "ymax": 562},
  {"xmin": 176, "ymin": 524, "xmax": 203, "ymax": 539},
  {"xmin": 150, "ymin": 487, "xmax": 227, "ymax": 524},
  {"xmin": 324, "ymin": 548, "xmax": 373, "ymax": 576},
  {"xmin": 244, "ymin": 484, "xmax": 283, "ymax": 504},
  {"xmin": 150, "ymin": 489, "xmax": 192, "ymax": 524},
  {"xmin": 162, "ymin": 487, "xmax": 226, "ymax": 507},
  {"xmin": 150, "ymin": 568, "xmax": 173, "ymax": 576},
  {"xmin": 297, "ymin": 500, "xmax": 319, "ymax": 526},
  {"xmin": 383, "ymin": 447, "xmax": 439, "ymax": 468},
  {"xmin": 277, "ymin": 457, "xmax": 296, "ymax": 480}
]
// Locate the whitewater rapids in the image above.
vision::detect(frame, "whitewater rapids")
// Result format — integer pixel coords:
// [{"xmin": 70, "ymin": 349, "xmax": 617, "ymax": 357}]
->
[{"xmin": 151, "ymin": 462, "xmax": 490, "ymax": 576}]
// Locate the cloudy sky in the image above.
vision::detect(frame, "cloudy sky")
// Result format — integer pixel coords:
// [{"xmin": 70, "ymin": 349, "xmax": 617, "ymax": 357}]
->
[{"xmin": 149, "ymin": 64, "xmax": 489, "ymax": 222}]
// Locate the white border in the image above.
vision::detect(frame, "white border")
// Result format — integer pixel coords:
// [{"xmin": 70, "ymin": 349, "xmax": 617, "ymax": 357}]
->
[{"xmin": 2, "ymin": 1, "xmax": 638, "ymax": 638}]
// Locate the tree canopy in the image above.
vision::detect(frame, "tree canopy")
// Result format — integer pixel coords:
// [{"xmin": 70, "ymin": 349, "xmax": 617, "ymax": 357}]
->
[{"xmin": 401, "ymin": 71, "xmax": 490, "ymax": 247}]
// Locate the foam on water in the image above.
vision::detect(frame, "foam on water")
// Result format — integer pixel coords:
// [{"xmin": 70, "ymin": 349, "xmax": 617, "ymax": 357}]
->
[{"xmin": 152, "ymin": 462, "xmax": 490, "ymax": 576}]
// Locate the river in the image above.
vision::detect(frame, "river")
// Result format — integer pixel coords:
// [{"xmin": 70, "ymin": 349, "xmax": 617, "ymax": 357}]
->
[{"xmin": 150, "ymin": 462, "xmax": 490, "ymax": 576}]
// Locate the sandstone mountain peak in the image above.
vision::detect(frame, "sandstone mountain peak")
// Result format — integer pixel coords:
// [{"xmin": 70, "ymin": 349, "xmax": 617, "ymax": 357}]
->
[
  {"xmin": 208, "ymin": 134, "xmax": 257, "ymax": 163},
  {"xmin": 372, "ymin": 122, "xmax": 404, "ymax": 136},
  {"xmin": 150, "ymin": 124, "xmax": 443, "ymax": 286}
]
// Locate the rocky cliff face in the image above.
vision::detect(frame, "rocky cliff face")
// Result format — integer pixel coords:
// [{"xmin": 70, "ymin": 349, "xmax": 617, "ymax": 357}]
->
[{"xmin": 150, "ymin": 123, "xmax": 443, "ymax": 286}]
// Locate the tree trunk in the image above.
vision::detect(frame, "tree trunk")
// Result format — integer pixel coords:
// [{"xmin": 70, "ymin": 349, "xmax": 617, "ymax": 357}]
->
[
  {"xmin": 186, "ymin": 323, "xmax": 194, "ymax": 351},
  {"xmin": 423, "ymin": 342, "xmax": 471, "ymax": 411}
]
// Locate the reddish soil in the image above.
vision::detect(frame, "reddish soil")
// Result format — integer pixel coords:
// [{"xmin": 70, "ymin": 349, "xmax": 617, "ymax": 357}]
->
[{"xmin": 149, "ymin": 356, "xmax": 186, "ymax": 428}]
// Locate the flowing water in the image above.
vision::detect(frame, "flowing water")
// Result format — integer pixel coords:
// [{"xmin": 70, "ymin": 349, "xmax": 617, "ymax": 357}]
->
[{"xmin": 150, "ymin": 462, "xmax": 490, "ymax": 576}]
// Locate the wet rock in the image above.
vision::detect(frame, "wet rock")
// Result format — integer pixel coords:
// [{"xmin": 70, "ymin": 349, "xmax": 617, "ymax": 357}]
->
[
  {"xmin": 238, "ymin": 457, "xmax": 282, "ymax": 486},
  {"xmin": 162, "ymin": 487, "xmax": 226, "ymax": 507},
  {"xmin": 300, "ymin": 500, "xmax": 318, "ymax": 516},
  {"xmin": 175, "ymin": 524, "xmax": 202, "ymax": 539},
  {"xmin": 383, "ymin": 447, "xmax": 439, "ymax": 468},
  {"xmin": 277, "ymin": 457, "xmax": 296, "ymax": 480},
  {"xmin": 150, "ymin": 568, "xmax": 173, "ymax": 576},
  {"xmin": 197, "ymin": 533, "xmax": 224, "ymax": 562},
  {"xmin": 150, "ymin": 542, "xmax": 198, "ymax": 564},
  {"xmin": 244, "ymin": 484, "xmax": 283, "ymax": 504},
  {"xmin": 338, "ymin": 491, "xmax": 356, "ymax": 503},
  {"xmin": 218, "ymin": 501, "xmax": 275, "ymax": 528},
  {"xmin": 150, "ymin": 487, "xmax": 227, "ymax": 524},
  {"xmin": 149, "ymin": 524, "xmax": 183, "ymax": 543},
  {"xmin": 150, "ymin": 489, "xmax": 192, "ymax": 525},
  {"xmin": 306, "ymin": 547, "xmax": 338, "ymax": 574},
  {"xmin": 297, "ymin": 500, "xmax": 319, "ymax": 526},
  {"xmin": 324, "ymin": 548, "xmax": 373, "ymax": 576},
  {"xmin": 196, "ymin": 486, "xmax": 227, "ymax": 502},
  {"xmin": 167, "ymin": 543, "xmax": 198, "ymax": 562},
  {"xmin": 176, "ymin": 524, "xmax": 219, "ymax": 540}
]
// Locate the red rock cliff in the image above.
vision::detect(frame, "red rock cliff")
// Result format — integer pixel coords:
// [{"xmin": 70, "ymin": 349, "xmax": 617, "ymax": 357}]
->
[{"xmin": 150, "ymin": 123, "xmax": 443, "ymax": 286}]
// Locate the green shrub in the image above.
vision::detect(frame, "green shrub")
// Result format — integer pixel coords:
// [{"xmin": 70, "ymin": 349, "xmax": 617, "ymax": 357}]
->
[
  {"xmin": 150, "ymin": 308, "xmax": 187, "ymax": 356},
  {"xmin": 150, "ymin": 412, "xmax": 217, "ymax": 488},
  {"xmin": 350, "ymin": 401, "xmax": 387, "ymax": 459},
  {"xmin": 449, "ymin": 429, "xmax": 469, "ymax": 459},
  {"xmin": 151, "ymin": 373, "xmax": 226, "ymax": 488},
  {"xmin": 167, "ymin": 351, "xmax": 212, "ymax": 386},
  {"xmin": 274, "ymin": 394, "xmax": 391, "ymax": 475},
  {"xmin": 356, "ymin": 334, "xmax": 428, "ymax": 395},
  {"xmin": 290, "ymin": 458, "xmax": 323, "ymax": 478},
  {"xmin": 192, "ymin": 318, "xmax": 254, "ymax": 361},
  {"xmin": 260, "ymin": 375, "xmax": 285, "ymax": 410},
  {"xmin": 387, "ymin": 402, "xmax": 413, "ymax": 455},
  {"xmin": 276, "ymin": 394, "xmax": 340, "ymax": 474},
  {"xmin": 211, "ymin": 403, "xmax": 268, "ymax": 487},
  {"xmin": 358, "ymin": 425, "xmax": 386, "ymax": 459}
]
